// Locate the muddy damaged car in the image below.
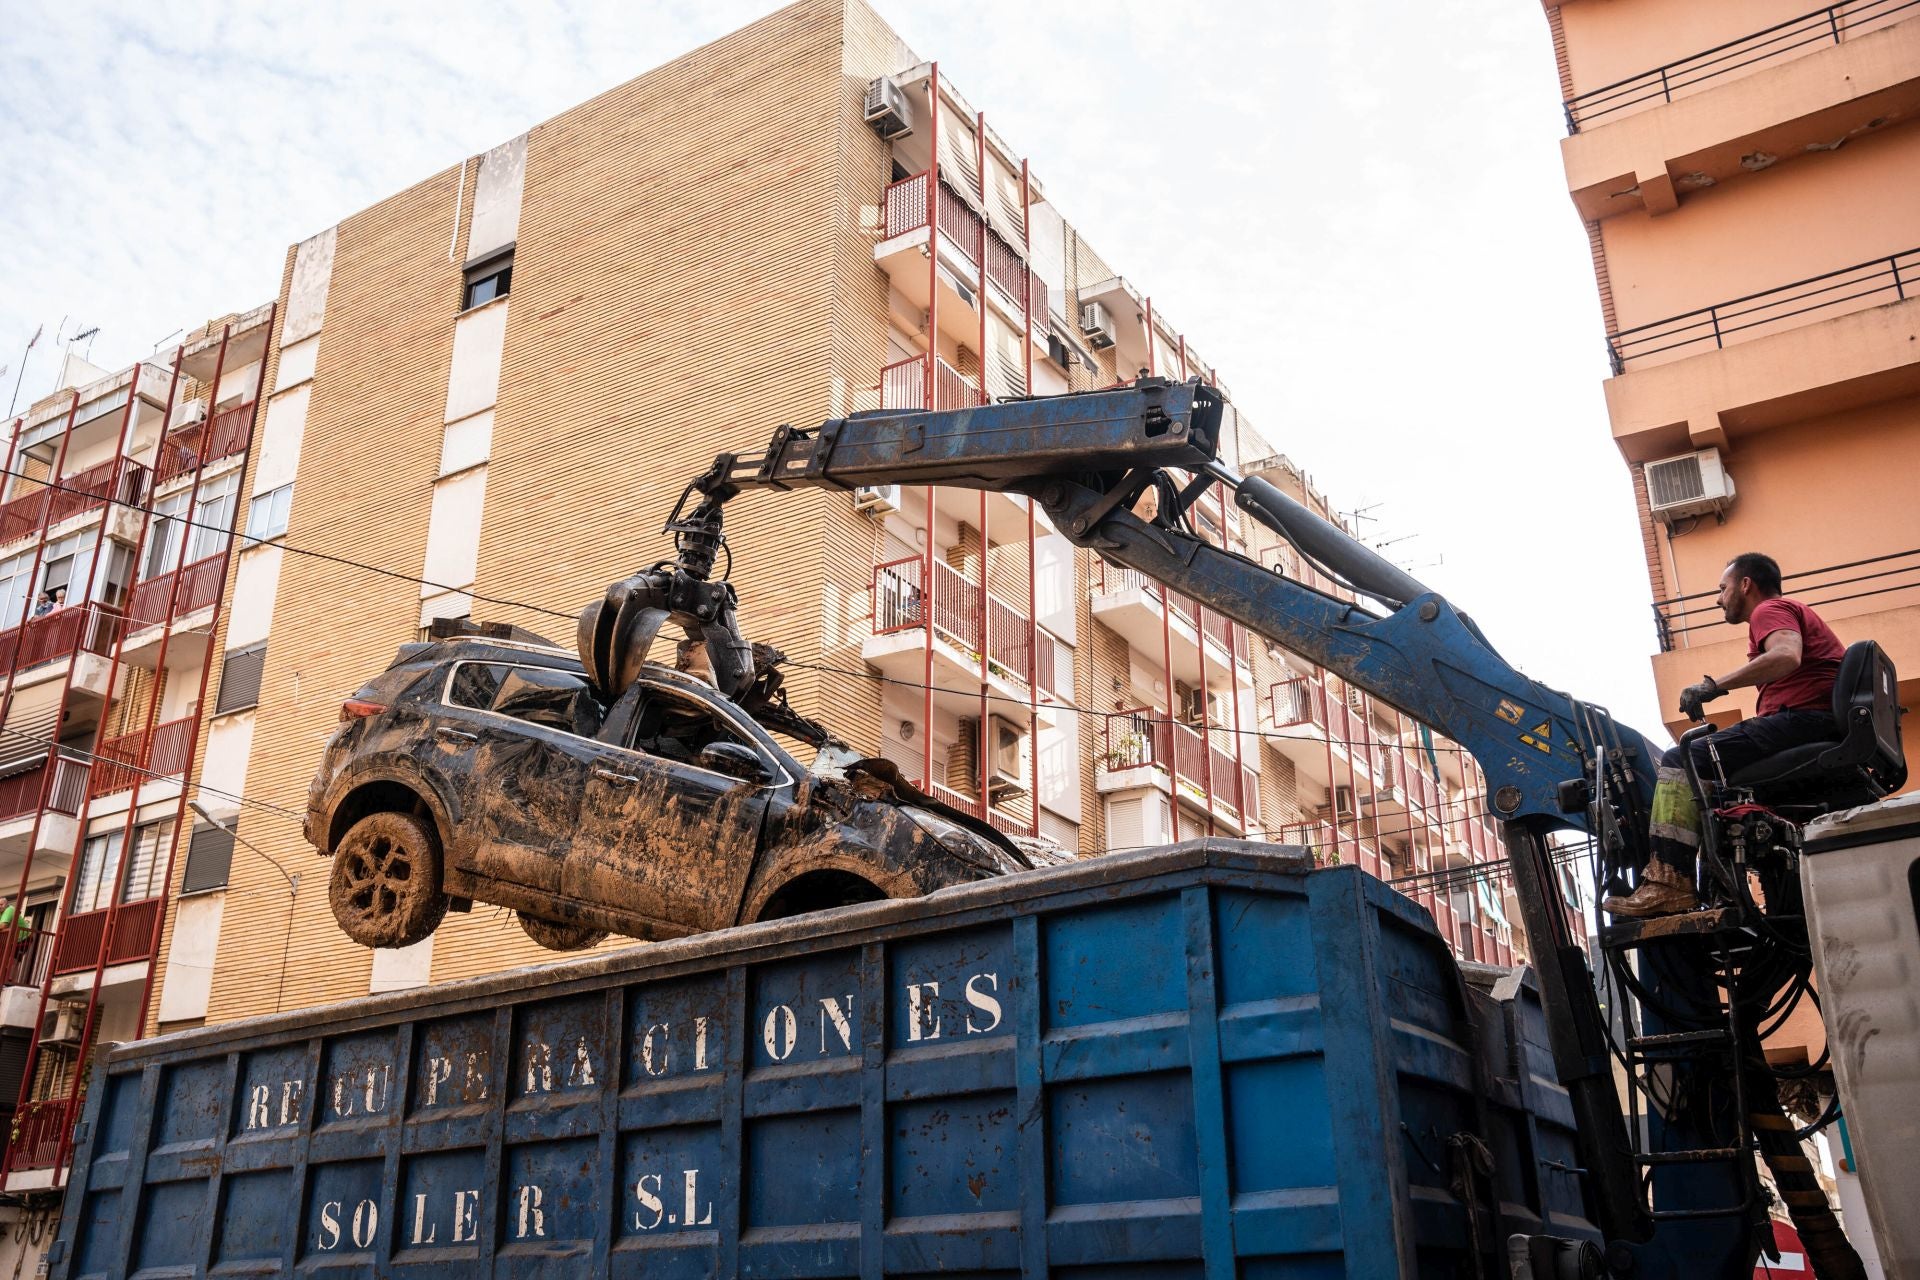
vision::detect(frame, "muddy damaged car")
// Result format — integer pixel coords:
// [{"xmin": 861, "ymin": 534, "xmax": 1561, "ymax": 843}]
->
[{"xmin": 305, "ymin": 634, "xmax": 1057, "ymax": 951}]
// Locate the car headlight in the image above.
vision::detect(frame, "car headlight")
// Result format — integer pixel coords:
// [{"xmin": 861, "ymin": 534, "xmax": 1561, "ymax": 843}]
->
[{"xmin": 905, "ymin": 808, "xmax": 1021, "ymax": 874}]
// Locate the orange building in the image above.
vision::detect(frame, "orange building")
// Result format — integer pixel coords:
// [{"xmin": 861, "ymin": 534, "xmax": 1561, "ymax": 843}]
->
[
  {"xmin": 1542, "ymin": 0, "xmax": 1920, "ymax": 740},
  {"xmin": 1540, "ymin": 0, "xmax": 1917, "ymax": 1249}
]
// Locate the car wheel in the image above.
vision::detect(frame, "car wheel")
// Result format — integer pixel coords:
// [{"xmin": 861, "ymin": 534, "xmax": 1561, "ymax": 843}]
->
[
  {"xmin": 517, "ymin": 911, "xmax": 608, "ymax": 951},
  {"xmin": 329, "ymin": 812, "xmax": 448, "ymax": 948}
]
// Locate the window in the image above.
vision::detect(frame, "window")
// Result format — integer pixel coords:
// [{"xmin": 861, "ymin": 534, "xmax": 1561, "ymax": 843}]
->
[
  {"xmin": 72, "ymin": 820, "xmax": 174, "ymax": 912},
  {"xmin": 119, "ymin": 820, "xmax": 174, "ymax": 903},
  {"xmin": 142, "ymin": 491, "xmax": 190, "ymax": 581},
  {"xmin": 215, "ymin": 644, "xmax": 266, "ymax": 714},
  {"xmin": 72, "ymin": 832, "xmax": 123, "ymax": 914},
  {"xmin": 187, "ymin": 473, "xmax": 239, "ymax": 563},
  {"xmin": 181, "ymin": 824, "xmax": 234, "ymax": 895},
  {"xmin": 626, "ymin": 688, "xmax": 754, "ymax": 766},
  {"xmin": 445, "ymin": 662, "xmax": 603, "ymax": 737},
  {"xmin": 39, "ymin": 533, "xmax": 95, "ymax": 607},
  {"xmin": 244, "ymin": 483, "xmax": 292, "ymax": 543},
  {"xmin": 0, "ymin": 551, "xmax": 35, "ymax": 628},
  {"xmin": 462, "ymin": 248, "xmax": 513, "ymax": 310}
]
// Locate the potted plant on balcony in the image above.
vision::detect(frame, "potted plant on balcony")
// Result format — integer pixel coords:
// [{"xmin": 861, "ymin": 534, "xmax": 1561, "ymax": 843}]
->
[{"xmin": 1107, "ymin": 729, "xmax": 1149, "ymax": 770}]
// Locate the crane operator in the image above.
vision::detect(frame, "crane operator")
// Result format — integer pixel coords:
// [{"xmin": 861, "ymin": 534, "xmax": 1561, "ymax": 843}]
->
[{"xmin": 1604, "ymin": 552, "xmax": 1846, "ymax": 919}]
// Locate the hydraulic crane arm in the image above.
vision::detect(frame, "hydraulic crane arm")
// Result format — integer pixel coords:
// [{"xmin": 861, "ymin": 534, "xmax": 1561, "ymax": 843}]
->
[
  {"xmin": 602, "ymin": 376, "xmax": 1674, "ymax": 1251},
  {"xmin": 694, "ymin": 377, "xmax": 1662, "ymax": 830}
]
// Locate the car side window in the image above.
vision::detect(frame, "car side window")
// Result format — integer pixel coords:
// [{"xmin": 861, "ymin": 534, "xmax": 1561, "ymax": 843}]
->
[
  {"xmin": 446, "ymin": 662, "xmax": 605, "ymax": 738},
  {"xmin": 447, "ymin": 662, "xmax": 505, "ymax": 710},
  {"xmin": 625, "ymin": 688, "xmax": 753, "ymax": 767}
]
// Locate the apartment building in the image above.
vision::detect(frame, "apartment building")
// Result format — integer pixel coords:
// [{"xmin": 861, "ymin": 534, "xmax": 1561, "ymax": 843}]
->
[
  {"xmin": 1544, "ymin": 0, "xmax": 1920, "ymax": 736},
  {"xmin": 152, "ymin": 0, "xmax": 1537, "ymax": 1038},
  {"xmin": 0, "ymin": 309, "xmax": 271, "ymax": 1223},
  {"xmin": 1541, "ymin": 0, "xmax": 1918, "ymax": 1247}
]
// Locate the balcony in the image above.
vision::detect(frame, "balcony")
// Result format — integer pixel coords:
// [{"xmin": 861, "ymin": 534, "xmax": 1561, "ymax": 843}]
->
[
  {"xmin": 1649, "ymin": 547, "xmax": 1920, "ymax": 732},
  {"xmin": 1264, "ymin": 676, "xmax": 1403, "ymax": 799},
  {"xmin": 1272, "ymin": 819, "xmax": 1383, "ymax": 878},
  {"xmin": 1603, "ymin": 267, "xmax": 1920, "ymax": 461},
  {"xmin": 152, "ymin": 400, "xmax": 254, "ymax": 488},
  {"xmin": 1098, "ymin": 708, "xmax": 1260, "ymax": 832},
  {"xmin": 0, "ymin": 756, "xmax": 90, "ymax": 825},
  {"xmin": 0, "ymin": 458, "xmax": 146, "ymax": 548},
  {"xmin": 0, "ymin": 604, "xmax": 123, "ymax": 689},
  {"xmin": 880, "ymin": 354, "xmax": 981, "ymax": 412},
  {"xmin": 1564, "ymin": 0, "xmax": 1918, "ymax": 132},
  {"xmin": 0, "ymin": 757, "xmax": 89, "ymax": 886},
  {"xmin": 1090, "ymin": 563, "xmax": 1251, "ymax": 693},
  {"xmin": 86, "ymin": 717, "xmax": 194, "ymax": 800},
  {"xmin": 7, "ymin": 1098, "xmax": 72, "ymax": 1174},
  {"xmin": 877, "ymin": 171, "xmax": 1048, "ymax": 354},
  {"xmin": 50, "ymin": 897, "xmax": 163, "ymax": 976},
  {"xmin": 865, "ymin": 556, "xmax": 1063, "ymax": 725},
  {"xmin": 119, "ymin": 555, "xmax": 227, "ymax": 669},
  {"xmin": 1562, "ymin": 4, "xmax": 1920, "ymax": 218}
]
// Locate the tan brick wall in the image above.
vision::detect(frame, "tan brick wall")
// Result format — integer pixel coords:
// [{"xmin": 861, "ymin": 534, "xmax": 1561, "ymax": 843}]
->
[{"xmin": 205, "ymin": 155, "xmax": 472, "ymax": 1020}]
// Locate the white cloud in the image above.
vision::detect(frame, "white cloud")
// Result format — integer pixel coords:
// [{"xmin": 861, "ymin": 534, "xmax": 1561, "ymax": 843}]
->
[{"xmin": 0, "ymin": 0, "xmax": 1669, "ymax": 742}]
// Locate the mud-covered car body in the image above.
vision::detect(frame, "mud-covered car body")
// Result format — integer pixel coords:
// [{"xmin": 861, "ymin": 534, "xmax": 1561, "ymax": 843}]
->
[{"xmin": 306, "ymin": 636, "xmax": 1040, "ymax": 944}]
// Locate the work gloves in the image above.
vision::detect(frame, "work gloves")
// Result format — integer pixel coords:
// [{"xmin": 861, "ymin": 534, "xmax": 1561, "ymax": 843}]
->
[{"xmin": 1678, "ymin": 675, "xmax": 1725, "ymax": 722}]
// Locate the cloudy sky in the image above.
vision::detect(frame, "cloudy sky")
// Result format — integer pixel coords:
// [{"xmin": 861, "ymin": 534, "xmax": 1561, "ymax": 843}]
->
[{"xmin": 0, "ymin": 0, "xmax": 1671, "ymax": 740}]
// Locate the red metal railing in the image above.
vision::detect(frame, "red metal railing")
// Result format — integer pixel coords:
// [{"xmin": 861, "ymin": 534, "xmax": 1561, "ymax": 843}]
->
[
  {"xmin": 3, "ymin": 603, "xmax": 124, "ymax": 674},
  {"xmin": 1, "ymin": 926, "xmax": 54, "ymax": 989},
  {"xmin": 45, "ymin": 458, "xmax": 121, "ymax": 525},
  {"xmin": 0, "ymin": 488, "xmax": 48, "ymax": 544},
  {"xmin": 936, "ymin": 179, "xmax": 983, "ymax": 267},
  {"xmin": 1274, "ymin": 820, "xmax": 1338, "ymax": 858},
  {"xmin": 878, "ymin": 355, "xmax": 981, "ymax": 412},
  {"xmin": 1270, "ymin": 677, "xmax": 1329, "ymax": 731},
  {"xmin": 0, "ymin": 755, "xmax": 90, "ymax": 823},
  {"xmin": 86, "ymin": 717, "xmax": 195, "ymax": 799},
  {"xmin": 882, "ymin": 171, "xmax": 930, "ymax": 238},
  {"xmin": 49, "ymin": 897, "xmax": 163, "ymax": 976},
  {"xmin": 8, "ymin": 1099, "xmax": 70, "ymax": 1171},
  {"xmin": 1104, "ymin": 708, "xmax": 1170, "ymax": 772},
  {"xmin": 871, "ymin": 556, "xmax": 1040, "ymax": 687},
  {"xmin": 985, "ymin": 596, "xmax": 1031, "ymax": 684},
  {"xmin": 151, "ymin": 400, "xmax": 255, "ymax": 486},
  {"xmin": 0, "ymin": 456, "xmax": 144, "ymax": 545},
  {"xmin": 125, "ymin": 553, "xmax": 226, "ymax": 629},
  {"xmin": 1403, "ymin": 761, "xmax": 1442, "ymax": 814}
]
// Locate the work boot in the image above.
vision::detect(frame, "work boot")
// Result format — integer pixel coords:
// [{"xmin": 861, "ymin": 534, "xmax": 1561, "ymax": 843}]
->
[{"xmin": 1601, "ymin": 859, "xmax": 1698, "ymax": 919}]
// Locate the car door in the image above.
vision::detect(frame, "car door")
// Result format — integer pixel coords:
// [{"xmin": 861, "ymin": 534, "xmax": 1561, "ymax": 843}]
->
[
  {"xmin": 568, "ymin": 679, "xmax": 776, "ymax": 932},
  {"xmin": 430, "ymin": 661, "xmax": 602, "ymax": 895}
]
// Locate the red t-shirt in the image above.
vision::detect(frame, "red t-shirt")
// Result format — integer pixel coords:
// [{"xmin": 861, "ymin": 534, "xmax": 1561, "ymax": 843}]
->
[{"xmin": 1749, "ymin": 597, "xmax": 1844, "ymax": 716}]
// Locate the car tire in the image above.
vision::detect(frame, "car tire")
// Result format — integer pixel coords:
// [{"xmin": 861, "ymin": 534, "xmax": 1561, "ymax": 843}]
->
[
  {"xmin": 329, "ymin": 811, "xmax": 449, "ymax": 949},
  {"xmin": 517, "ymin": 911, "xmax": 608, "ymax": 951}
]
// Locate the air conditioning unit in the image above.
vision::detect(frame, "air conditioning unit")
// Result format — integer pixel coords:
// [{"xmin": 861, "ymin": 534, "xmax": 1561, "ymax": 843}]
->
[
  {"xmin": 987, "ymin": 717, "xmax": 1030, "ymax": 798},
  {"xmin": 853, "ymin": 483, "xmax": 900, "ymax": 514},
  {"xmin": 863, "ymin": 77, "xmax": 914, "ymax": 140},
  {"xmin": 171, "ymin": 400, "xmax": 208, "ymax": 431},
  {"xmin": 40, "ymin": 1001, "xmax": 87, "ymax": 1046},
  {"xmin": 1327, "ymin": 785, "xmax": 1356, "ymax": 821},
  {"xmin": 1177, "ymin": 686, "xmax": 1207, "ymax": 726},
  {"xmin": 1079, "ymin": 301, "xmax": 1116, "ymax": 349},
  {"xmin": 1343, "ymin": 685, "xmax": 1366, "ymax": 712},
  {"xmin": 1645, "ymin": 448, "xmax": 1735, "ymax": 525}
]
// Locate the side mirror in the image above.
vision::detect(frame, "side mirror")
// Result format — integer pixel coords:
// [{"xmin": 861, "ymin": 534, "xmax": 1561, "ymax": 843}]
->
[{"xmin": 699, "ymin": 741, "xmax": 772, "ymax": 783}]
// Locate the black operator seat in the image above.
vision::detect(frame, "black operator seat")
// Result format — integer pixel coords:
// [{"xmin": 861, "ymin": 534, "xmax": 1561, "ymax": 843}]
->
[{"xmin": 1730, "ymin": 640, "xmax": 1907, "ymax": 808}]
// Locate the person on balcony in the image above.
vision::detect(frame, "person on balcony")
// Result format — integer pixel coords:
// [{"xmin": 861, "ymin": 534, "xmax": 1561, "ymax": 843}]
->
[
  {"xmin": 1603, "ymin": 552, "xmax": 1844, "ymax": 919},
  {"xmin": 30, "ymin": 586, "xmax": 65, "ymax": 618}
]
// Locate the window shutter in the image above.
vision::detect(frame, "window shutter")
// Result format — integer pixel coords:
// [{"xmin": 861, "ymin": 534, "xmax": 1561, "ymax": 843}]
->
[
  {"xmin": 181, "ymin": 825, "xmax": 235, "ymax": 895},
  {"xmin": 215, "ymin": 645, "xmax": 266, "ymax": 714}
]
